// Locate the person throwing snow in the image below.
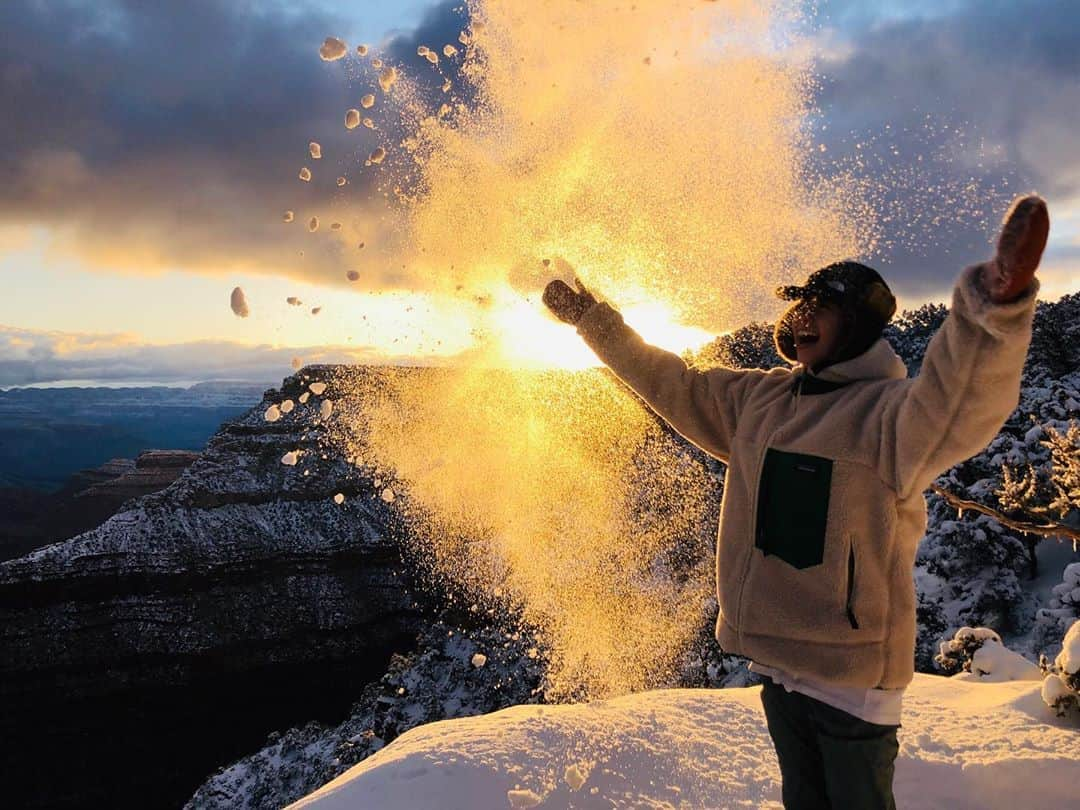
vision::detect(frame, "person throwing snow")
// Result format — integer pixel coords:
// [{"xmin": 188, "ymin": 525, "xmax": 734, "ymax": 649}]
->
[{"xmin": 543, "ymin": 196, "xmax": 1050, "ymax": 809}]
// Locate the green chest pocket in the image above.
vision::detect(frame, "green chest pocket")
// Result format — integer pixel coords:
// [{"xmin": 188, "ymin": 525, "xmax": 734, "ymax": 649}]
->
[{"xmin": 755, "ymin": 449, "xmax": 833, "ymax": 569}]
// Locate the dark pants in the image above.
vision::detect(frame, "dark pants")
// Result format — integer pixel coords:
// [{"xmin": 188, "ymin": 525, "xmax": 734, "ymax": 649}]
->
[{"xmin": 761, "ymin": 679, "xmax": 899, "ymax": 810}]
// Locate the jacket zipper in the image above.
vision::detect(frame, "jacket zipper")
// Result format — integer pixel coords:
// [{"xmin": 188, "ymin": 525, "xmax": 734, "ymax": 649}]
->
[
  {"xmin": 735, "ymin": 387, "xmax": 796, "ymax": 633},
  {"xmin": 846, "ymin": 539, "xmax": 860, "ymax": 630}
]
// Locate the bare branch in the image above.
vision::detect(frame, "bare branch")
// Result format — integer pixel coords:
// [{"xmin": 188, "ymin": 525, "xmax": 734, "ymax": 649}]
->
[{"xmin": 929, "ymin": 484, "xmax": 1080, "ymax": 542}]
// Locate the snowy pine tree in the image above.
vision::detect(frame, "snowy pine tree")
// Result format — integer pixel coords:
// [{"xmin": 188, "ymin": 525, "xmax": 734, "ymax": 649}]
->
[
  {"xmin": 1035, "ymin": 562, "xmax": 1080, "ymax": 652},
  {"xmin": 883, "ymin": 302, "xmax": 948, "ymax": 375},
  {"xmin": 688, "ymin": 322, "xmax": 781, "ymax": 371},
  {"xmin": 915, "ymin": 505, "xmax": 1029, "ymax": 655}
]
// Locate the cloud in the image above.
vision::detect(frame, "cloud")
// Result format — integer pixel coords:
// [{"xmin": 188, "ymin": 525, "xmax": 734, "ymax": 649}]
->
[
  {"xmin": 0, "ymin": 0, "xmax": 466, "ymax": 285},
  {"xmin": 0, "ymin": 324, "xmax": 399, "ymax": 386},
  {"xmin": 810, "ymin": 0, "xmax": 1080, "ymax": 298},
  {"xmin": 1, "ymin": 0, "xmax": 1075, "ymax": 308}
]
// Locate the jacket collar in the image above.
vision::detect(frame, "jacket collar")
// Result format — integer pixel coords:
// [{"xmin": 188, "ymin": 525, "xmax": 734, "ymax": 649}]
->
[{"xmin": 791, "ymin": 339, "xmax": 908, "ymax": 395}]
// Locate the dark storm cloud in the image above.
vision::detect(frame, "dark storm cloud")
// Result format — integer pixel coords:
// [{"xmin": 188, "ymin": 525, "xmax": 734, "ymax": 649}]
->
[
  {"xmin": 0, "ymin": 0, "xmax": 464, "ymax": 279},
  {"xmin": 811, "ymin": 0, "xmax": 1080, "ymax": 299}
]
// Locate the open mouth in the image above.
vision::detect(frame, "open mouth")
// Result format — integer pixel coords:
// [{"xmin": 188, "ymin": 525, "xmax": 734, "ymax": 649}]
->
[{"xmin": 795, "ymin": 330, "xmax": 820, "ymax": 346}]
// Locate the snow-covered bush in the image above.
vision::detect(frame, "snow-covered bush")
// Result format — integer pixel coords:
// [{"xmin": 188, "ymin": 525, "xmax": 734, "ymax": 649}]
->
[
  {"xmin": 1040, "ymin": 619, "xmax": 1080, "ymax": 718},
  {"xmin": 1035, "ymin": 562, "xmax": 1080, "ymax": 650},
  {"xmin": 935, "ymin": 626, "xmax": 1003, "ymax": 675}
]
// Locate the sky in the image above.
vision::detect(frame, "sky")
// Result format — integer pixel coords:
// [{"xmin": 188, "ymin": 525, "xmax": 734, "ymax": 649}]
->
[{"xmin": 2, "ymin": 0, "xmax": 1079, "ymax": 386}]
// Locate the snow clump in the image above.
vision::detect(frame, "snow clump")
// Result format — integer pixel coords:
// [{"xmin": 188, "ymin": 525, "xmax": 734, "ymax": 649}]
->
[
  {"xmin": 346, "ymin": 270, "xmax": 360, "ymax": 282},
  {"xmin": 309, "ymin": 382, "xmax": 327, "ymax": 395},
  {"xmin": 319, "ymin": 37, "xmax": 347, "ymax": 61},
  {"xmin": 229, "ymin": 287, "xmax": 249, "ymax": 318},
  {"xmin": 283, "ymin": 210, "xmax": 294, "ymax": 223},
  {"xmin": 281, "ymin": 450, "xmax": 301, "ymax": 466},
  {"xmin": 378, "ymin": 66, "xmax": 398, "ymax": 92},
  {"xmin": 360, "ymin": 93, "xmax": 375, "ymax": 109},
  {"xmin": 1041, "ymin": 619, "xmax": 1080, "ymax": 716},
  {"xmin": 287, "ymin": 297, "xmax": 303, "ymax": 306},
  {"xmin": 380, "ymin": 487, "xmax": 395, "ymax": 503},
  {"xmin": 344, "ymin": 109, "xmax": 361, "ymax": 129},
  {"xmin": 356, "ymin": 44, "xmax": 368, "ymax": 56},
  {"xmin": 308, "ymin": 217, "xmax": 319, "ymax": 232},
  {"xmin": 1062, "ymin": 618, "xmax": 1080, "ymax": 675},
  {"xmin": 333, "ymin": 493, "xmax": 345, "ymax": 505},
  {"xmin": 471, "ymin": 653, "xmax": 487, "ymax": 668},
  {"xmin": 563, "ymin": 763, "xmax": 588, "ymax": 791},
  {"xmin": 309, "ymin": 142, "xmax": 322, "ymax": 160},
  {"xmin": 507, "ymin": 789, "xmax": 542, "ymax": 808},
  {"xmin": 369, "ymin": 147, "xmax": 386, "ymax": 165},
  {"xmin": 264, "ymin": 404, "xmax": 281, "ymax": 422},
  {"xmin": 280, "ymin": 399, "xmax": 295, "ymax": 414},
  {"xmin": 968, "ymin": 639, "xmax": 1041, "ymax": 681},
  {"xmin": 299, "ymin": 167, "xmax": 312, "ymax": 182},
  {"xmin": 319, "ymin": 400, "xmax": 333, "ymax": 419}
]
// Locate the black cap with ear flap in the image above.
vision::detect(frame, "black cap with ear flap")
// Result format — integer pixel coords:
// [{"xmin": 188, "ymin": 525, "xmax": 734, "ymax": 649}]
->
[
  {"xmin": 773, "ymin": 261, "xmax": 897, "ymax": 366},
  {"xmin": 774, "ymin": 300, "xmax": 801, "ymax": 363}
]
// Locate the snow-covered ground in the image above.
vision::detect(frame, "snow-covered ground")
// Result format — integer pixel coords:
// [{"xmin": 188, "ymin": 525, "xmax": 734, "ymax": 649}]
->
[{"xmin": 289, "ymin": 674, "xmax": 1077, "ymax": 810}]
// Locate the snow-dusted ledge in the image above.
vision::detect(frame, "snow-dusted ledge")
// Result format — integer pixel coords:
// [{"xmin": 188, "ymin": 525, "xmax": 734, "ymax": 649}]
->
[{"xmin": 289, "ymin": 674, "xmax": 1077, "ymax": 810}]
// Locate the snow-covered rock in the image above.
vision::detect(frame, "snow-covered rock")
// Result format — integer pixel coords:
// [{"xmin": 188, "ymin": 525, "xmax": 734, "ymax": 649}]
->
[
  {"xmin": 967, "ymin": 639, "xmax": 1042, "ymax": 681},
  {"xmin": 289, "ymin": 674, "xmax": 1078, "ymax": 810}
]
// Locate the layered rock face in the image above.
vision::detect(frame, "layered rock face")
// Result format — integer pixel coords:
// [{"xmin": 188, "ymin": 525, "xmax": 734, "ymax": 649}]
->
[
  {"xmin": 74, "ymin": 449, "xmax": 200, "ymax": 501},
  {"xmin": 0, "ymin": 367, "xmax": 423, "ymax": 810},
  {"xmin": 0, "ymin": 451, "xmax": 201, "ymax": 562}
]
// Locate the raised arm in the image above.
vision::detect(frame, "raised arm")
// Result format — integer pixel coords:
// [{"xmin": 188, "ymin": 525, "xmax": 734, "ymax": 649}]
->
[
  {"xmin": 543, "ymin": 278, "xmax": 761, "ymax": 461},
  {"xmin": 879, "ymin": 195, "xmax": 1048, "ymax": 498}
]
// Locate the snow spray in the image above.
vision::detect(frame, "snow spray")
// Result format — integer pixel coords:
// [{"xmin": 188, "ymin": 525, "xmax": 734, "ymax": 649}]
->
[
  {"xmin": 307, "ymin": 0, "xmax": 862, "ymax": 699},
  {"xmin": 296, "ymin": 0, "xmax": 993, "ymax": 697}
]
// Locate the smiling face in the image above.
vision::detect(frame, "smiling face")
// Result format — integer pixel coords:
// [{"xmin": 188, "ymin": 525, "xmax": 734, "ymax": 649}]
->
[{"xmin": 791, "ymin": 299, "xmax": 844, "ymax": 371}]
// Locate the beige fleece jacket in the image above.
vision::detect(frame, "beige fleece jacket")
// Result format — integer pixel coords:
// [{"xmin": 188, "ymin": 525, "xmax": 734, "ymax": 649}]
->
[{"xmin": 575, "ymin": 264, "xmax": 1038, "ymax": 688}]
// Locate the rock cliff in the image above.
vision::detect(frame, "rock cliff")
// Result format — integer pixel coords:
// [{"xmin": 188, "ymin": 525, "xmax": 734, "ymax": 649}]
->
[{"xmin": 0, "ymin": 367, "xmax": 424, "ymax": 810}]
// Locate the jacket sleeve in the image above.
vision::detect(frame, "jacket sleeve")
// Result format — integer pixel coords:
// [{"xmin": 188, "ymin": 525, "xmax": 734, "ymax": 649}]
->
[
  {"xmin": 575, "ymin": 301, "xmax": 764, "ymax": 462},
  {"xmin": 879, "ymin": 264, "xmax": 1038, "ymax": 499}
]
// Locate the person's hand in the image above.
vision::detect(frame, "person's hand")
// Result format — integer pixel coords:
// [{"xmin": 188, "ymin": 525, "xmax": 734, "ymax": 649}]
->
[
  {"xmin": 543, "ymin": 278, "xmax": 597, "ymax": 325},
  {"xmin": 983, "ymin": 194, "xmax": 1049, "ymax": 303}
]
